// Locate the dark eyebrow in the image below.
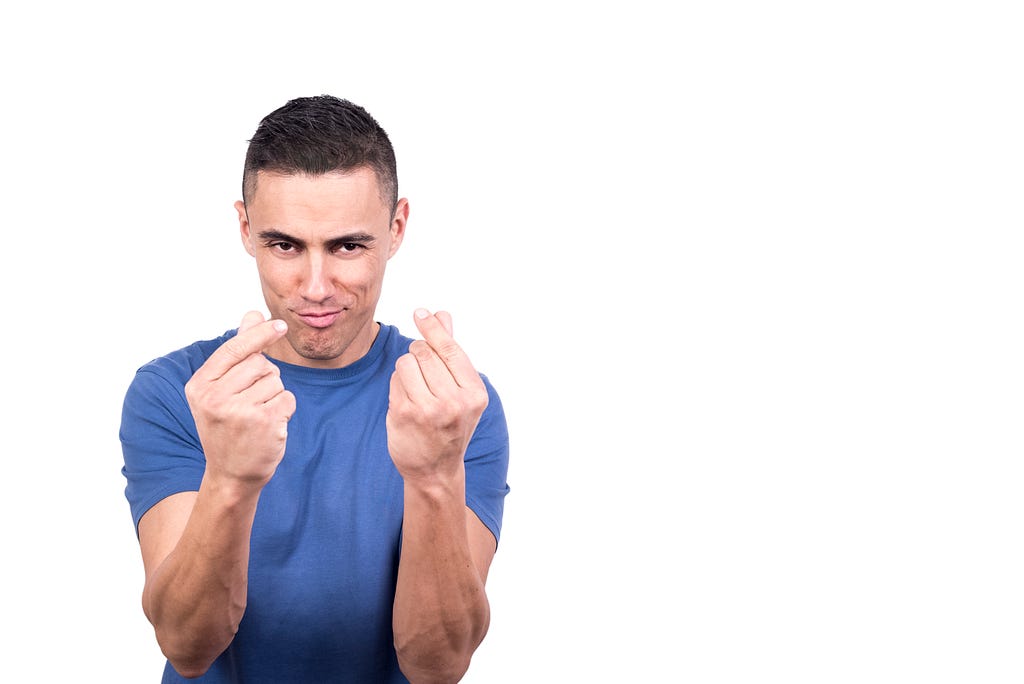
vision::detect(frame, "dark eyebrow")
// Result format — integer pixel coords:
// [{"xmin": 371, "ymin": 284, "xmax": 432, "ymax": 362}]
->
[
  {"xmin": 255, "ymin": 230, "xmax": 377, "ymax": 250},
  {"xmin": 257, "ymin": 229, "xmax": 305, "ymax": 247}
]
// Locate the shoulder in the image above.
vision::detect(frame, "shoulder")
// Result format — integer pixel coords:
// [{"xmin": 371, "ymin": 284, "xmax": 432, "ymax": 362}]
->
[
  {"xmin": 121, "ymin": 331, "xmax": 237, "ymax": 441},
  {"xmin": 123, "ymin": 330, "xmax": 236, "ymax": 410},
  {"xmin": 378, "ymin": 322, "xmax": 414, "ymax": 354},
  {"xmin": 133, "ymin": 329, "xmax": 237, "ymax": 385}
]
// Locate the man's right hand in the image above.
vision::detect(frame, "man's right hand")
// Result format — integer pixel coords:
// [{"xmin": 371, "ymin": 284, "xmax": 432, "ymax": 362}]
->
[{"xmin": 184, "ymin": 311, "xmax": 296, "ymax": 487}]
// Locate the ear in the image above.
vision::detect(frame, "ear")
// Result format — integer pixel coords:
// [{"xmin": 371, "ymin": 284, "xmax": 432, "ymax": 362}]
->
[
  {"xmin": 236, "ymin": 200, "xmax": 256, "ymax": 257},
  {"xmin": 387, "ymin": 198, "xmax": 409, "ymax": 259}
]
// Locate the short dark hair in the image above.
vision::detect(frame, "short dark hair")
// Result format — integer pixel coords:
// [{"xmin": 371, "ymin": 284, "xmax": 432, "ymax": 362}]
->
[{"xmin": 242, "ymin": 95, "xmax": 398, "ymax": 211}]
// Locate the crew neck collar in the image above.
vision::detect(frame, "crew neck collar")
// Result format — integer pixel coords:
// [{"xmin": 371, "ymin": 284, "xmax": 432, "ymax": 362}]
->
[{"xmin": 266, "ymin": 323, "xmax": 393, "ymax": 383}]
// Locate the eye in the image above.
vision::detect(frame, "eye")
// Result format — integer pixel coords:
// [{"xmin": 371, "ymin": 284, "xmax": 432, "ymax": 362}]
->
[
  {"xmin": 336, "ymin": 242, "xmax": 365, "ymax": 254},
  {"xmin": 269, "ymin": 241, "xmax": 297, "ymax": 253}
]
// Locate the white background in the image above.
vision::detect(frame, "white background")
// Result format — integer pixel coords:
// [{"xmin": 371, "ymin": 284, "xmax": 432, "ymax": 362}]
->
[{"xmin": 2, "ymin": 1, "xmax": 1022, "ymax": 682}]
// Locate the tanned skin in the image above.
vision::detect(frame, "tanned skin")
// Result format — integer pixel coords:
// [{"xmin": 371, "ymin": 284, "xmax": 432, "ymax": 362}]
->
[{"xmin": 137, "ymin": 169, "xmax": 496, "ymax": 682}]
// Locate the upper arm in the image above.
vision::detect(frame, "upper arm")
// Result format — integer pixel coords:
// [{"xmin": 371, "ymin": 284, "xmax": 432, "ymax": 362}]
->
[
  {"xmin": 138, "ymin": 491, "xmax": 198, "ymax": 582},
  {"xmin": 462, "ymin": 375, "xmax": 510, "ymax": 568},
  {"xmin": 467, "ymin": 506, "xmax": 497, "ymax": 584}
]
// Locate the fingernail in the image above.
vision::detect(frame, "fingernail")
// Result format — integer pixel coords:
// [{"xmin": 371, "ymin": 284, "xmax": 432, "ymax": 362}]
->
[
  {"xmin": 273, "ymin": 320, "xmax": 288, "ymax": 332},
  {"xmin": 414, "ymin": 308, "xmax": 430, "ymax": 319}
]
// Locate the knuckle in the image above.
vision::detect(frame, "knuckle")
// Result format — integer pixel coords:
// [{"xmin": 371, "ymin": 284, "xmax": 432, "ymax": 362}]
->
[
  {"xmin": 409, "ymin": 341, "xmax": 433, "ymax": 362},
  {"xmin": 260, "ymin": 358, "xmax": 280, "ymax": 376},
  {"xmin": 468, "ymin": 387, "xmax": 489, "ymax": 412},
  {"xmin": 220, "ymin": 338, "xmax": 249, "ymax": 362},
  {"xmin": 456, "ymin": 395, "xmax": 479, "ymax": 417},
  {"xmin": 397, "ymin": 402, "xmax": 418, "ymax": 421},
  {"xmin": 437, "ymin": 340, "xmax": 462, "ymax": 362},
  {"xmin": 388, "ymin": 399, "xmax": 415, "ymax": 423},
  {"xmin": 395, "ymin": 353, "xmax": 418, "ymax": 372},
  {"xmin": 245, "ymin": 354, "xmax": 268, "ymax": 372},
  {"xmin": 423, "ymin": 401, "xmax": 440, "ymax": 420}
]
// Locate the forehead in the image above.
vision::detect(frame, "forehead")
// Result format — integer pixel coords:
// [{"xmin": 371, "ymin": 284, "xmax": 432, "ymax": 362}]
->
[{"xmin": 246, "ymin": 168, "xmax": 391, "ymax": 231}]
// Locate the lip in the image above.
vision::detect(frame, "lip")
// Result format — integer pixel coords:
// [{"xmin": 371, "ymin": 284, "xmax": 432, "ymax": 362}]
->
[{"xmin": 294, "ymin": 309, "xmax": 342, "ymax": 329}]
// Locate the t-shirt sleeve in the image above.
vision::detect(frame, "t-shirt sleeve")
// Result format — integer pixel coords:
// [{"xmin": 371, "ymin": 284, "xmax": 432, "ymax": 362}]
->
[
  {"xmin": 464, "ymin": 374, "xmax": 511, "ymax": 546},
  {"xmin": 120, "ymin": 368, "xmax": 206, "ymax": 536}
]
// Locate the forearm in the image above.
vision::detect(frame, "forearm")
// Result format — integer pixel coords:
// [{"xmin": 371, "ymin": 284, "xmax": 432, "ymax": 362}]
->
[
  {"xmin": 143, "ymin": 477, "xmax": 261, "ymax": 678},
  {"xmin": 393, "ymin": 475, "xmax": 490, "ymax": 684}
]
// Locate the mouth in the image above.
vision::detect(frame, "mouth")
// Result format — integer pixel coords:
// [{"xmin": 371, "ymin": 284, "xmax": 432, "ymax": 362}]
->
[{"xmin": 293, "ymin": 309, "xmax": 343, "ymax": 329}]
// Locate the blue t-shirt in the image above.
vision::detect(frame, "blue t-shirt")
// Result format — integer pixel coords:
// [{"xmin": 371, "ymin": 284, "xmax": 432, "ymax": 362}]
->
[{"xmin": 120, "ymin": 323, "xmax": 510, "ymax": 683}]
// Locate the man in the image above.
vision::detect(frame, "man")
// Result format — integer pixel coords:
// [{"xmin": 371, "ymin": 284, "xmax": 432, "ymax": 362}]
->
[{"xmin": 120, "ymin": 95, "xmax": 510, "ymax": 683}]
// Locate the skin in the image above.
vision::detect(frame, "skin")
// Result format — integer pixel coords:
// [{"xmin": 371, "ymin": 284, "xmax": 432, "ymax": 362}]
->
[{"xmin": 136, "ymin": 168, "xmax": 496, "ymax": 682}]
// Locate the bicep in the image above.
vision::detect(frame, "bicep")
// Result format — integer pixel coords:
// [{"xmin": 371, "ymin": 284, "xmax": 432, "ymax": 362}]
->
[
  {"xmin": 138, "ymin": 491, "xmax": 198, "ymax": 581},
  {"xmin": 466, "ymin": 506, "xmax": 497, "ymax": 584}
]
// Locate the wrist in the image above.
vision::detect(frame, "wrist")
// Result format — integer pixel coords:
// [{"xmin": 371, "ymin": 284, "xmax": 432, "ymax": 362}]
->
[
  {"xmin": 200, "ymin": 468, "xmax": 266, "ymax": 506},
  {"xmin": 401, "ymin": 466, "xmax": 466, "ymax": 504}
]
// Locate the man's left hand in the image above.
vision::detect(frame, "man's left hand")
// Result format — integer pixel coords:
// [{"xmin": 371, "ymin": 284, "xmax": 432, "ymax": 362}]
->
[{"xmin": 386, "ymin": 309, "xmax": 489, "ymax": 484}]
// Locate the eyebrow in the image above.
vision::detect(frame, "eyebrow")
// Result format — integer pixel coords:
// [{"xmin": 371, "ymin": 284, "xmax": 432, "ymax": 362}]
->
[{"xmin": 256, "ymin": 229, "xmax": 377, "ymax": 250}]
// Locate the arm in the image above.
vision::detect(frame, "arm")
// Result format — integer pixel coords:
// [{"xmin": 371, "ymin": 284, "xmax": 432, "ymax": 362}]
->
[
  {"xmin": 387, "ymin": 310, "xmax": 496, "ymax": 683},
  {"xmin": 137, "ymin": 312, "xmax": 295, "ymax": 678}
]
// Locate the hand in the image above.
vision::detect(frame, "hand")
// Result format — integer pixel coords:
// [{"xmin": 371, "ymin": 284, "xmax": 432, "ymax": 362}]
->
[
  {"xmin": 184, "ymin": 311, "xmax": 297, "ymax": 487},
  {"xmin": 386, "ymin": 309, "xmax": 489, "ymax": 484}
]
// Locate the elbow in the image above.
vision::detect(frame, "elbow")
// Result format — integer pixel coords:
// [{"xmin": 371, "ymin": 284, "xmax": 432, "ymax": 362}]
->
[
  {"xmin": 151, "ymin": 615, "xmax": 240, "ymax": 679},
  {"xmin": 143, "ymin": 586, "xmax": 244, "ymax": 679},
  {"xmin": 158, "ymin": 634, "xmax": 226, "ymax": 680},
  {"xmin": 166, "ymin": 659, "xmax": 214, "ymax": 680},
  {"xmin": 396, "ymin": 652, "xmax": 472, "ymax": 684},
  {"xmin": 395, "ymin": 607, "xmax": 490, "ymax": 684}
]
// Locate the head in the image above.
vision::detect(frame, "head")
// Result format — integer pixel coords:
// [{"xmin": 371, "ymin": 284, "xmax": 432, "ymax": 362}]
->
[
  {"xmin": 242, "ymin": 95, "xmax": 399, "ymax": 213},
  {"xmin": 236, "ymin": 95, "xmax": 408, "ymax": 369}
]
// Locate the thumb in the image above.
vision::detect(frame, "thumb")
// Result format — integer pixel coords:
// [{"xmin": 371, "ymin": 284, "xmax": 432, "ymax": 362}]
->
[{"xmin": 238, "ymin": 310, "xmax": 266, "ymax": 334}]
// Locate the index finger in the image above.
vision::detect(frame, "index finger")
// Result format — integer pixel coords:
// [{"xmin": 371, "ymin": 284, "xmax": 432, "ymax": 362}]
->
[
  {"xmin": 201, "ymin": 318, "xmax": 288, "ymax": 381},
  {"xmin": 412, "ymin": 308, "xmax": 481, "ymax": 388}
]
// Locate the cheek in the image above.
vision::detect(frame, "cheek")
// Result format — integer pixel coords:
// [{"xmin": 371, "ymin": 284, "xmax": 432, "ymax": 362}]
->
[
  {"xmin": 255, "ymin": 259, "xmax": 294, "ymax": 294},
  {"xmin": 339, "ymin": 257, "xmax": 386, "ymax": 288}
]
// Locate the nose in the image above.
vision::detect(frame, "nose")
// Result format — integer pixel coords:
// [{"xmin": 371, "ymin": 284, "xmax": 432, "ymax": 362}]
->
[{"xmin": 298, "ymin": 252, "xmax": 334, "ymax": 303}]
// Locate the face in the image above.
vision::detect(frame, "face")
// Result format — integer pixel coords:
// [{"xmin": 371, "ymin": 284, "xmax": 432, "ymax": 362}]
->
[{"xmin": 236, "ymin": 168, "xmax": 407, "ymax": 368}]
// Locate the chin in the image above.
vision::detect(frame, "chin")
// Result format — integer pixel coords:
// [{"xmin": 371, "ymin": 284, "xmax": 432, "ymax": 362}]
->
[
  {"xmin": 292, "ymin": 338, "xmax": 342, "ymax": 361},
  {"xmin": 289, "ymin": 328, "xmax": 348, "ymax": 360}
]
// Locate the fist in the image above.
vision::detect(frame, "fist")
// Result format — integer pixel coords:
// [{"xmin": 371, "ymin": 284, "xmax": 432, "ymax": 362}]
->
[
  {"xmin": 386, "ymin": 310, "xmax": 489, "ymax": 484},
  {"xmin": 185, "ymin": 311, "xmax": 297, "ymax": 487}
]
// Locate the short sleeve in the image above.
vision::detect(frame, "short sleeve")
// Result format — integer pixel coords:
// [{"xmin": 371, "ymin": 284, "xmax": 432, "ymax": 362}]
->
[
  {"xmin": 119, "ymin": 368, "xmax": 206, "ymax": 535},
  {"xmin": 463, "ymin": 374, "xmax": 511, "ymax": 546}
]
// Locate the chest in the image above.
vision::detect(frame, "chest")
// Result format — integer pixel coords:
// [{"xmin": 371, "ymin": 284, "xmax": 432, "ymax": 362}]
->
[{"xmin": 249, "ymin": 386, "xmax": 405, "ymax": 582}]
